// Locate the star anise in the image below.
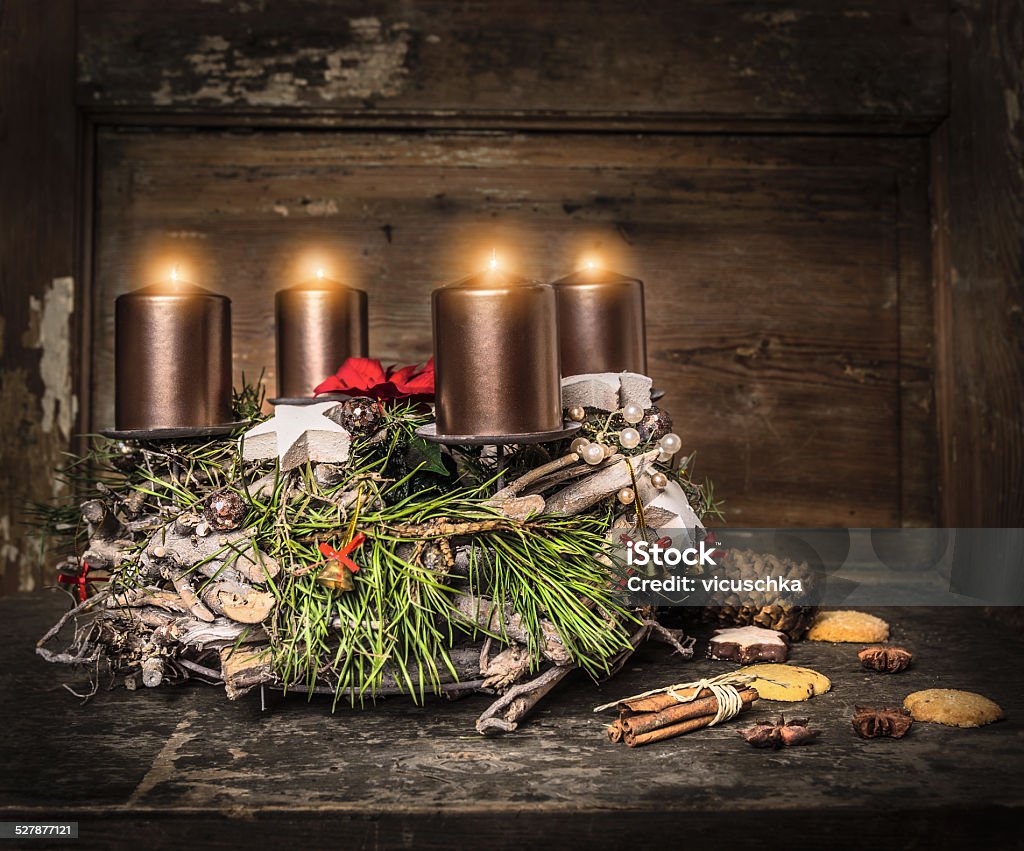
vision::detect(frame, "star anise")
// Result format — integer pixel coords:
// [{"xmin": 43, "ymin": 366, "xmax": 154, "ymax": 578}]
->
[
  {"xmin": 858, "ymin": 645, "xmax": 913, "ymax": 673},
  {"xmin": 851, "ymin": 705, "xmax": 913, "ymax": 739},
  {"xmin": 738, "ymin": 716, "xmax": 820, "ymax": 749}
]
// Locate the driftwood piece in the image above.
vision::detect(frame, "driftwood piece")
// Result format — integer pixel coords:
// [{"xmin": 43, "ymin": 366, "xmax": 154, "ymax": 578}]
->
[
  {"xmin": 476, "ymin": 665, "xmax": 575, "ymax": 735},
  {"xmin": 166, "ymin": 567, "xmax": 216, "ymax": 622},
  {"xmin": 481, "ymin": 645, "xmax": 533, "ymax": 689},
  {"xmin": 211, "ymin": 584, "xmax": 275, "ymax": 624},
  {"xmin": 451, "ymin": 593, "xmax": 571, "ymax": 665},
  {"xmin": 222, "ymin": 644, "xmax": 490, "ymax": 701},
  {"xmin": 491, "ymin": 453, "xmax": 581, "ymax": 500},
  {"xmin": 544, "ymin": 449, "xmax": 660, "ymax": 515},
  {"xmin": 141, "ymin": 656, "xmax": 165, "ymax": 688},
  {"xmin": 176, "ymin": 616, "xmax": 266, "ymax": 649},
  {"xmin": 220, "ymin": 645, "xmax": 273, "ymax": 699},
  {"xmin": 107, "ymin": 588, "xmax": 190, "ymax": 614},
  {"xmin": 482, "ymin": 494, "xmax": 546, "ymax": 521},
  {"xmin": 35, "ymin": 591, "xmax": 110, "ymax": 665},
  {"xmin": 82, "ymin": 537, "xmax": 137, "ymax": 571},
  {"xmin": 81, "ymin": 499, "xmax": 126, "ymax": 540},
  {"xmin": 524, "ymin": 454, "xmax": 625, "ymax": 494},
  {"xmin": 474, "ymin": 618, "xmax": 683, "ymax": 736},
  {"xmin": 143, "ymin": 520, "xmax": 280, "ymax": 584}
]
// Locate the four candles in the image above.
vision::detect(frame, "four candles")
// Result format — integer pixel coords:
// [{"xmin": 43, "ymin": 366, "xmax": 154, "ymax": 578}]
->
[{"xmin": 114, "ymin": 254, "xmax": 647, "ymax": 435}]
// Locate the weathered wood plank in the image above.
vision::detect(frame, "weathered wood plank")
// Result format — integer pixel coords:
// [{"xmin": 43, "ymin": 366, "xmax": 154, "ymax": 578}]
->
[
  {"xmin": 76, "ymin": 0, "xmax": 949, "ymax": 121},
  {"xmin": 3, "ymin": 592, "xmax": 1023, "ymax": 849},
  {"xmin": 934, "ymin": 0, "xmax": 1024, "ymax": 527},
  {"xmin": 0, "ymin": 0, "xmax": 78, "ymax": 595},
  {"xmin": 90, "ymin": 129, "xmax": 934, "ymax": 527}
]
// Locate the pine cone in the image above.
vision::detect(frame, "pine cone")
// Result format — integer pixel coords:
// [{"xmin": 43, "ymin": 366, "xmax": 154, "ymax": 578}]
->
[
  {"xmin": 333, "ymin": 397, "xmax": 381, "ymax": 435},
  {"xmin": 637, "ymin": 406, "xmax": 673, "ymax": 443},
  {"xmin": 701, "ymin": 604, "xmax": 818, "ymax": 641},
  {"xmin": 698, "ymin": 548, "xmax": 818, "ymax": 640},
  {"xmin": 203, "ymin": 489, "xmax": 249, "ymax": 531}
]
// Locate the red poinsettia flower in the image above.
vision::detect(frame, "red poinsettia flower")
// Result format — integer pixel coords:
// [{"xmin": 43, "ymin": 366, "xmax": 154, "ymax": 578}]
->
[{"xmin": 314, "ymin": 357, "xmax": 434, "ymax": 402}]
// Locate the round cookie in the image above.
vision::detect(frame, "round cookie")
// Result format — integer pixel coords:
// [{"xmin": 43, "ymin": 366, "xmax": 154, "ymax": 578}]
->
[
  {"xmin": 806, "ymin": 610, "xmax": 889, "ymax": 643},
  {"xmin": 903, "ymin": 689, "xmax": 1004, "ymax": 728},
  {"xmin": 735, "ymin": 663, "xmax": 831, "ymax": 702}
]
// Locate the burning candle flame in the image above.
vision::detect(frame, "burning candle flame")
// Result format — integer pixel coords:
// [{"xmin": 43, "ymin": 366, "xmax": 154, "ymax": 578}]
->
[
  {"xmin": 170, "ymin": 265, "xmax": 178, "ymax": 282},
  {"xmin": 488, "ymin": 249, "xmax": 499, "ymax": 271},
  {"xmin": 316, "ymin": 268, "xmax": 325, "ymax": 280},
  {"xmin": 579, "ymin": 255, "xmax": 602, "ymax": 272}
]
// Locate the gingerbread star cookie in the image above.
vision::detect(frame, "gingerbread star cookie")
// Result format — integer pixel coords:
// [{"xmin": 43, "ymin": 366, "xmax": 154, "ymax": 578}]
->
[{"xmin": 709, "ymin": 626, "xmax": 789, "ymax": 664}]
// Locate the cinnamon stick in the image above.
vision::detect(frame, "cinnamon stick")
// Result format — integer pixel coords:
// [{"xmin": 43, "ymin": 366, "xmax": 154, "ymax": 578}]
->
[
  {"xmin": 625, "ymin": 713, "xmax": 716, "ymax": 747},
  {"xmin": 606, "ymin": 720, "xmax": 624, "ymax": 743},
  {"xmin": 620, "ymin": 688, "xmax": 759, "ymax": 737},
  {"xmin": 619, "ymin": 686, "xmax": 714, "ymax": 715}
]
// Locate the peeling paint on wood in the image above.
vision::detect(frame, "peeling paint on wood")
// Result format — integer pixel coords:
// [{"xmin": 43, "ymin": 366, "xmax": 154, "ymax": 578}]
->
[
  {"xmin": 76, "ymin": 0, "xmax": 948, "ymax": 118},
  {"xmin": 25, "ymin": 277, "xmax": 78, "ymax": 441},
  {"xmin": 140, "ymin": 16, "xmax": 410, "ymax": 107}
]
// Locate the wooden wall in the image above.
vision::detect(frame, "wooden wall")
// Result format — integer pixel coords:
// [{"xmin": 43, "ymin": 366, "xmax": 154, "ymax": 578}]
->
[
  {"xmin": 0, "ymin": 0, "xmax": 77, "ymax": 594},
  {"xmin": 934, "ymin": 0, "xmax": 1024, "ymax": 527},
  {"xmin": 91, "ymin": 129, "xmax": 933, "ymax": 527},
  {"xmin": 1, "ymin": 0, "xmax": 1022, "ymax": 593}
]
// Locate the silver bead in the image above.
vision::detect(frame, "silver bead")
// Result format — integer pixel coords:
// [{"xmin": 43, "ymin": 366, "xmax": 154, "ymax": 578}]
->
[
  {"xmin": 619, "ymin": 427, "xmax": 641, "ymax": 449},
  {"xmin": 658, "ymin": 432, "xmax": 682, "ymax": 457},
  {"xmin": 582, "ymin": 443, "xmax": 606, "ymax": 465},
  {"xmin": 651, "ymin": 471, "xmax": 668, "ymax": 489},
  {"xmin": 567, "ymin": 406, "xmax": 586, "ymax": 422},
  {"xmin": 617, "ymin": 487, "xmax": 636, "ymax": 505},
  {"xmin": 622, "ymin": 403, "xmax": 644, "ymax": 424},
  {"xmin": 569, "ymin": 437, "xmax": 590, "ymax": 455}
]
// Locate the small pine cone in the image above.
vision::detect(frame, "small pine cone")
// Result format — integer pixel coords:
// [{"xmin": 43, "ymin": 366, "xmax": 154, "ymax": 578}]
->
[
  {"xmin": 333, "ymin": 396, "xmax": 381, "ymax": 435},
  {"xmin": 699, "ymin": 604, "xmax": 818, "ymax": 641},
  {"xmin": 698, "ymin": 548, "xmax": 818, "ymax": 640},
  {"xmin": 638, "ymin": 406, "xmax": 673, "ymax": 443},
  {"xmin": 203, "ymin": 489, "xmax": 249, "ymax": 531}
]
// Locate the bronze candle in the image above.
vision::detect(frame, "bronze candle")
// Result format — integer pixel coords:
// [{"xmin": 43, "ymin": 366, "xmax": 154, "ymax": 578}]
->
[
  {"xmin": 275, "ymin": 273, "xmax": 368, "ymax": 398},
  {"xmin": 115, "ymin": 276, "xmax": 232, "ymax": 431},
  {"xmin": 552, "ymin": 266, "xmax": 647, "ymax": 376},
  {"xmin": 432, "ymin": 268, "xmax": 562, "ymax": 437}
]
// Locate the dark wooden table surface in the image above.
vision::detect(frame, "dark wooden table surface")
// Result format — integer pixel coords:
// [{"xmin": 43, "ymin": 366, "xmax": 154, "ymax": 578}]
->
[{"xmin": 2, "ymin": 592, "xmax": 1022, "ymax": 850}]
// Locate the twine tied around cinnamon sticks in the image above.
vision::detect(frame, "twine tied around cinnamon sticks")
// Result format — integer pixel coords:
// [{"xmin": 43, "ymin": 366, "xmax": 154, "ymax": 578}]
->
[{"xmin": 596, "ymin": 673, "xmax": 759, "ymax": 748}]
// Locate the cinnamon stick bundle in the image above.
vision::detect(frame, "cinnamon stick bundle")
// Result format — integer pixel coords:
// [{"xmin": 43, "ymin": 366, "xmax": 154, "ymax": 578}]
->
[
  {"xmin": 601, "ymin": 684, "xmax": 760, "ymax": 748},
  {"xmin": 620, "ymin": 687, "xmax": 759, "ymax": 738},
  {"xmin": 622, "ymin": 693, "xmax": 757, "ymax": 747}
]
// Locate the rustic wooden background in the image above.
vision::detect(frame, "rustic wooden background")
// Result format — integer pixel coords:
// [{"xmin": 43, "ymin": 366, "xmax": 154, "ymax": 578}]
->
[{"xmin": 2, "ymin": 0, "xmax": 1022, "ymax": 593}]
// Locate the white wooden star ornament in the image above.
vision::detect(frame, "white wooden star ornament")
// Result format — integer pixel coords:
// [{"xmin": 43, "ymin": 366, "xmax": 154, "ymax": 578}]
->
[{"xmin": 241, "ymin": 402, "xmax": 351, "ymax": 471}]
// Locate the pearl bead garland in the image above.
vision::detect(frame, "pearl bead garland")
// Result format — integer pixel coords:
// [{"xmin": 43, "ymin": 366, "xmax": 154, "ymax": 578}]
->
[
  {"xmin": 622, "ymin": 403, "xmax": 644, "ymax": 424},
  {"xmin": 651, "ymin": 471, "xmax": 668, "ymax": 489},
  {"xmin": 567, "ymin": 406, "xmax": 586, "ymax": 422},
  {"xmin": 617, "ymin": 487, "xmax": 636, "ymax": 505},
  {"xmin": 658, "ymin": 432, "xmax": 682, "ymax": 457},
  {"xmin": 619, "ymin": 427, "xmax": 641, "ymax": 449},
  {"xmin": 569, "ymin": 437, "xmax": 589, "ymax": 455},
  {"xmin": 582, "ymin": 442, "xmax": 606, "ymax": 465}
]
